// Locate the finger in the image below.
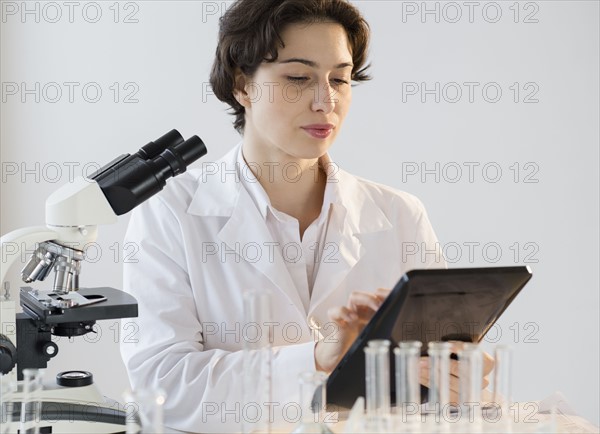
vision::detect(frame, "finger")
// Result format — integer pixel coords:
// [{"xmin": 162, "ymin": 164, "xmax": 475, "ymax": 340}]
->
[
  {"xmin": 449, "ymin": 374, "xmax": 460, "ymax": 397},
  {"xmin": 449, "ymin": 340, "xmax": 466, "ymax": 354},
  {"xmin": 449, "ymin": 359, "xmax": 459, "ymax": 377},
  {"xmin": 421, "ymin": 358, "xmax": 458, "ymax": 376},
  {"xmin": 450, "ymin": 342, "xmax": 494, "ymax": 378},
  {"xmin": 449, "ymin": 357, "xmax": 491, "ymax": 390},
  {"xmin": 420, "ymin": 371, "xmax": 460, "ymax": 395},
  {"xmin": 339, "ymin": 306, "xmax": 358, "ymax": 323},
  {"xmin": 482, "ymin": 377, "xmax": 489, "ymax": 389},
  {"xmin": 419, "ymin": 373, "xmax": 461, "ymax": 404},
  {"xmin": 375, "ymin": 288, "xmax": 392, "ymax": 300},
  {"xmin": 449, "ymin": 389, "xmax": 459, "ymax": 404},
  {"xmin": 347, "ymin": 291, "xmax": 381, "ymax": 312},
  {"xmin": 327, "ymin": 306, "xmax": 357, "ymax": 325},
  {"xmin": 448, "ymin": 341, "xmax": 466, "ymax": 370},
  {"xmin": 482, "ymin": 351, "xmax": 495, "ymax": 375}
]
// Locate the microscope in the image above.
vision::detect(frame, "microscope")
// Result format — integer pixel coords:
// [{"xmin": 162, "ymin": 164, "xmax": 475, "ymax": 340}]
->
[{"xmin": 0, "ymin": 130, "xmax": 207, "ymax": 432}]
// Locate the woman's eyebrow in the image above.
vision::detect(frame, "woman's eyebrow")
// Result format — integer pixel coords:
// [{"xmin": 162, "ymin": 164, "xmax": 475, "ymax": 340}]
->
[{"xmin": 278, "ymin": 58, "xmax": 353, "ymax": 69}]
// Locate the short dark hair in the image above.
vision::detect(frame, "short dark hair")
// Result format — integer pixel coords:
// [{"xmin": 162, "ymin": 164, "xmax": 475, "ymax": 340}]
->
[{"xmin": 209, "ymin": 0, "xmax": 372, "ymax": 134}]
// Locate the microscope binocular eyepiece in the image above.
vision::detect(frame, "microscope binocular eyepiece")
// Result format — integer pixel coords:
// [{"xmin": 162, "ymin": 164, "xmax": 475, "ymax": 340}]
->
[{"xmin": 92, "ymin": 129, "xmax": 207, "ymax": 215}]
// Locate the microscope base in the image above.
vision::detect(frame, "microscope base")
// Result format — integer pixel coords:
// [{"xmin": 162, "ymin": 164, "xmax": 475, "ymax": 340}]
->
[{"xmin": 2, "ymin": 379, "xmax": 126, "ymax": 433}]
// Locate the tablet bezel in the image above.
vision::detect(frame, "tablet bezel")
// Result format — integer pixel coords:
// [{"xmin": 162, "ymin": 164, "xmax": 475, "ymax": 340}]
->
[{"xmin": 325, "ymin": 266, "xmax": 533, "ymax": 408}]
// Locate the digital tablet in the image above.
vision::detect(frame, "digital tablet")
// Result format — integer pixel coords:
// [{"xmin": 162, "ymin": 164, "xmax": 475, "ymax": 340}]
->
[{"xmin": 326, "ymin": 266, "xmax": 533, "ymax": 408}]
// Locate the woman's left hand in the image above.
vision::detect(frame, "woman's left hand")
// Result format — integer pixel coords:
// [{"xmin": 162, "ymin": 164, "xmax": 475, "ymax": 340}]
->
[{"xmin": 419, "ymin": 341, "xmax": 495, "ymax": 403}]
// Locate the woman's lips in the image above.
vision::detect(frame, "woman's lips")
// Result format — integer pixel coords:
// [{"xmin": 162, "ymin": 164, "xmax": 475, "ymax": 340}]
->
[{"xmin": 301, "ymin": 127, "xmax": 333, "ymax": 139}]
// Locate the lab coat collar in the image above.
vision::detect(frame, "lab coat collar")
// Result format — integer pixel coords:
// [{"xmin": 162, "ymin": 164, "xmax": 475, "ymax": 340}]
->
[
  {"xmin": 187, "ymin": 143, "xmax": 393, "ymax": 315},
  {"xmin": 187, "ymin": 142, "xmax": 392, "ymax": 235},
  {"xmin": 235, "ymin": 144, "xmax": 270, "ymax": 220},
  {"xmin": 187, "ymin": 143, "xmax": 243, "ymax": 217},
  {"xmin": 235, "ymin": 143, "xmax": 343, "ymax": 226}
]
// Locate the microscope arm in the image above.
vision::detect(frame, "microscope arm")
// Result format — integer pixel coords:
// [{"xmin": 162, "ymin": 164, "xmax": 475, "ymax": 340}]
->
[
  {"xmin": 0, "ymin": 177, "xmax": 117, "ymax": 290},
  {"xmin": 0, "ymin": 227, "xmax": 57, "ymax": 381}
]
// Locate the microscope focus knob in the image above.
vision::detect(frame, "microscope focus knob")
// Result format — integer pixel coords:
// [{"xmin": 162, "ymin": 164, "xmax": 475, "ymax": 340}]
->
[
  {"xmin": 42, "ymin": 341, "xmax": 59, "ymax": 359},
  {"xmin": 0, "ymin": 334, "xmax": 17, "ymax": 374}
]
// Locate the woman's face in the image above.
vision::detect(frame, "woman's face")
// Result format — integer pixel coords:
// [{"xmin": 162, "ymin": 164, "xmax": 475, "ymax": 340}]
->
[{"xmin": 239, "ymin": 21, "xmax": 353, "ymax": 160}]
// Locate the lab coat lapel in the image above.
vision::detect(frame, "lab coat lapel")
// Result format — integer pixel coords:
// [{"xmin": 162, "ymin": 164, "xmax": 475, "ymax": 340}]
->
[
  {"xmin": 309, "ymin": 205, "xmax": 361, "ymax": 310},
  {"xmin": 187, "ymin": 144, "xmax": 305, "ymax": 315},
  {"xmin": 217, "ymin": 189, "xmax": 305, "ymax": 313},
  {"xmin": 309, "ymin": 169, "xmax": 394, "ymax": 313}
]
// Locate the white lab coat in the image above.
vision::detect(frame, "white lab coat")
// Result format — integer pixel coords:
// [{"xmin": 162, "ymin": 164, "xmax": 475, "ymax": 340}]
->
[{"xmin": 120, "ymin": 143, "xmax": 446, "ymax": 433}]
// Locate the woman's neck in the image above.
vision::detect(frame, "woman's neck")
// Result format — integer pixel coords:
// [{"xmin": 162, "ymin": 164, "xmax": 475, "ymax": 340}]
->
[{"xmin": 242, "ymin": 140, "xmax": 327, "ymax": 238}]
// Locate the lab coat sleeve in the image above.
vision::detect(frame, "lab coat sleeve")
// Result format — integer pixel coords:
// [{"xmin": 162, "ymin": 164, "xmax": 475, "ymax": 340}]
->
[
  {"xmin": 120, "ymin": 197, "xmax": 316, "ymax": 433},
  {"xmin": 408, "ymin": 197, "xmax": 447, "ymax": 270}
]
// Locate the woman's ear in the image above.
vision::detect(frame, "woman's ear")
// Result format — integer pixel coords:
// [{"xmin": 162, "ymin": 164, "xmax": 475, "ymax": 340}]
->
[{"xmin": 233, "ymin": 69, "xmax": 251, "ymax": 108}]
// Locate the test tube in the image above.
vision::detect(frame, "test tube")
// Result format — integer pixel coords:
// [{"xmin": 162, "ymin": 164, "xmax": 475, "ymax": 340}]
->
[
  {"xmin": 493, "ymin": 345, "xmax": 513, "ymax": 417},
  {"xmin": 242, "ymin": 289, "xmax": 273, "ymax": 434},
  {"xmin": 458, "ymin": 343, "xmax": 483, "ymax": 425},
  {"xmin": 394, "ymin": 341, "xmax": 422, "ymax": 417},
  {"xmin": 1, "ymin": 373, "xmax": 18, "ymax": 434},
  {"xmin": 426, "ymin": 341, "xmax": 451, "ymax": 418},
  {"xmin": 364, "ymin": 339, "xmax": 391, "ymax": 428},
  {"xmin": 292, "ymin": 372, "xmax": 332, "ymax": 433},
  {"xmin": 20, "ymin": 368, "xmax": 44, "ymax": 434},
  {"xmin": 123, "ymin": 388, "xmax": 166, "ymax": 434}
]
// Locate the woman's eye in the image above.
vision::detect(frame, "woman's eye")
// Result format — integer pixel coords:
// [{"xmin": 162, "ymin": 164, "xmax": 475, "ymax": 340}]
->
[
  {"xmin": 287, "ymin": 76, "xmax": 309, "ymax": 83},
  {"xmin": 285, "ymin": 76, "xmax": 349, "ymax": 86}
]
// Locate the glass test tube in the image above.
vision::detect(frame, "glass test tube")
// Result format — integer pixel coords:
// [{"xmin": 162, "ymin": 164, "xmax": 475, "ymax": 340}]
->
[
  {"xmin": 493, "ymin": 345, "xmax": 513, "ymax": 416},
  {"xmin": 1, "ymin": 373, "xmax": 18, "ymax": 434},
  {"xmin": 394, "ymin": 341, "xmax": 423, "ymax": 413},
  {"xmin": 394, "ymin": 341, "xmax": 422, "ymax": 415},
  {"xmin": 242, "ymin": 289, "xmax": 273, "ymax": 434},
  {"xmin": 20, "ymin": 368, "xmax": 44, "ymax": 434},
  {"xmin": 292, "ymin": 372, "xmax": 332, "ymax": 433},
  {"xmin": 427, "ymin": 341, "xmax": 451, "ymax": 417},
  {"xmin": 458, "ymin": 343, "xmax": 483, "ymax": 424},
  {"xmin": 123, "ymin": 388, "xmax": 166, "ymax": 434},
  {"xmin": 394, "ymin": 341, "xmax": 423, "ymax": 428},
  {"xmin": 364, "ymin": 339, "xmax": 391, "ymax": 417}
]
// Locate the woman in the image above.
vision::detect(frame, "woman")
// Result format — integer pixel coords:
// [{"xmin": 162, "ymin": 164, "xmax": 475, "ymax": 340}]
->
[{"xmin": 121, "ymin": 0, "xmax": 491, "ymax": 432}]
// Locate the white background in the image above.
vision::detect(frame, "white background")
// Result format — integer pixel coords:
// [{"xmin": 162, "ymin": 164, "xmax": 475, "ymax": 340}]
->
[{"xmin": 1, "ymin": 0, "xmax": 598, "ymax": 426}]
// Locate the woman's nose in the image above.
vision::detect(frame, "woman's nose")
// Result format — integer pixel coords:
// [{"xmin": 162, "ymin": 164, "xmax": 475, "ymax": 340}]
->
[{"xmin": 310, "ymin": 82, "xmax": 336, "ymax": 114}]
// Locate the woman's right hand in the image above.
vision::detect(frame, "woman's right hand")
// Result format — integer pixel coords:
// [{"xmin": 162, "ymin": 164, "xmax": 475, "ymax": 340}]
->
[{"xmin": 314, "ymin": 288, "xmax": 390, "ymax": 373}]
